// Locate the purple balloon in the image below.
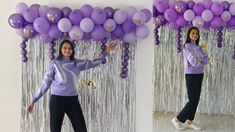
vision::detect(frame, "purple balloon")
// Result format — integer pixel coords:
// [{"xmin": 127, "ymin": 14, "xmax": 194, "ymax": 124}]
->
[
  {"xmin": 168, "ymin": 22, "xmax": 179, "ymax": 30},
  {"xmin": 38, "ymin": 33, "xmax": 52, "ymax": 43},
  {"xmin": 16, "ymin": 2, "xmax": 28, "ymax": 14},
  {"xmin": 193, "ymin": 3, "xmax": 205, "ymax": 15},
  {"xmin": 222, "ymin": 1, "xmax": 230, "ymax": 11},
  {"xmin": 227, "ymin": 17, "xmax": 235, "ymax": 28},
  {"xmin": 203, "ymin": 22, "xmax": 211, "ymax": 29},
  {"xmin": 8, "ymin": 13, "xmax": 25, "ymax": 28},
  {"xmin": 187, "ymin": 0, "xmax": 195, "ymax": 9},
  {"xmin": 202, "ymin": 0, "xmax": 212, "ymax": 9},
  {"xmin": 69, "ymin": 26, "xmax": 84, "ymax": 40},
  {"xmin": 48, "ymin": 25, "xmax": 62, "ymax": 39},
  {"xmin": 201, "ymin": 10, "xmax": 213, "ymax": 22},
  {"xmin": 155, "ymin": 15, "xmax": 166, "ymax": 26},
  {"xmin": 33, "ymin": 17, "xmax": 50, "ymax": 33},
  {"xmin": 80, "ymin": 18, "xmax": 94, "ymax": 33},
  {"xmin": 164, "ymin": 8, "xmax": 177, "ymax": 22},
  {"xmin": 176, "ymin": 15, "xmax": 187, "ymax": 26},
  {"xmin": 175, "ymin": 1, "xmax": 188, "ymax": 14},
  {"xmin": 192, "ymin": 16, "xmax": 204, "ymax": 28},
  {"xmin": 91, "ymin": 7, "xmax": 107, "ymax": 25},
  {"xmin": 47, "ymin": 7, "xmax": 62, "ymax": 24},
  {"xmin": 125, "ymin": 6, "xmax": 137, "ymax": 19},
  {"xmin": 103, "ymin": 19, "xmax": 116, "ymax": 32},
  {"xmin": 221, "ymin": 11, "xmax": 231, "ymax": 22},
  {"xmin": 23, "ymin": 7, "xmax": 38, "ymax": 23},
  {"xmin": 122, "ymin": 19, "xmax": 136, "ymax": 33},
  {"xmin": 184, "ymin": 9, "xmax": 195, "ymax": 21},
  {"xmin": 154, "ymin": 0, "xmax": 168, "ymax": 13},
  {"xmin": 140, "ymin": 9, "xmax": 151, "ymax": 23},
  {"xmin": 229, "ymin": 3, "xmax": 235, "ymax": 15},
  {"xmin": 62, "ymin": 7, "xmax": 72, "ymax": 18},
  {"xmin": 123, "ymin": 32, "xmax": 137, "ymax": 43},
  {"xmin": 104, "ymin": 7, "xmax": 114, "ymax": 19},
  {"xmin": 38, "ymin": 5, "xmax": 49, "ymax": 17},
  {"xmin": 80, "ymin": 4, "xmax": 93, "ymax": 17},
  {"xmin": 57, "ymin": 18, "xmax": 72, "ymax": 32},
  {"xmin": 132, "ymin": 11, "xmax": 147, "ymax": 25},
  {"xmin": 211, "ymin": 2, "xmax": 224, "ymax": 16},
  {"xmin": 69, "ymin": 9, "xmax": 83, "ymax": 25},
  {"xmin": 83, "ymin": 33, "xmax": 91, "ymax": 40},
  {"xmin": 30, "ymin": 4, "xmax": 40, "ymax": 13},
  {"xmin": 210, "ymin": 17, "xmax": 223, "ymax": 29},
  {"xmin": 114, "ymin": 9, "xmax": 128, "ymax": 24},
  {"xmin": 168, "ymin": 0, "xmax": 177, "ymax": 8},
  {"xmin": 136, "ymin": 25, "xmax": 149, "ymax": 39},
  {"xmin": 111, "ymin": 25, "xmax": 124, "ymax": 39},
  {"xmin": 16, "ymin": 28, "xmax": 24, "ymax": 36},
  {"xmin": 23, "ymin": 24, "xmax": 37, "ymax": 38},
  {"xmin": 91, "ymin": 26, "xmax": 107, "ymax": 41}
]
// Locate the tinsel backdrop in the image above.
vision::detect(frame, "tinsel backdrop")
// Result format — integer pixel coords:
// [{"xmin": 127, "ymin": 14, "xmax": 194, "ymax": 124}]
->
[
  {"xmin": 20, "ymin": 40, "xmax": 136, "ymax": 132},
  {"xmin": 154, "ymin": 27, "xmax": 235, "ymax": 116}
]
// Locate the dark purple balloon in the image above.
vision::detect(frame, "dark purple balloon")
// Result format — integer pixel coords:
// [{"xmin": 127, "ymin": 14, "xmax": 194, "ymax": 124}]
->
[
  {"xmin": 22, "ymin": 56, "xmax": 28, "ymax": 62},
  {"xmin": 122, "ymin": 19, "xmax": 136, "ymax": 33},
  {"xmin": 120, "ymin": 72, "xmax": 127, "ymax": 78},
  {"xmin": 83, "ymin": 33, "xmax": 91, "ymax": 40},
  {"xmin": 21, "ymin": 49, "xmax": 27, "ymax": 55},
  {"xmin": 111, "ymin": 25, "xmax": 124, "ymax": 39},
  {"xmin": 122, "ymin": 61, "xmax": 129, "ymax": 66},
  {"xmin": 121, "ymin": 67, "xmax": 128, "ymax": 72},
  {"xmin": 187, "ymin": 0, "xmax": 195, "ymax": 9},
  {"xmin": 23, "ymin": 24, "xmax": 37, "ymax": 38},
  {"xmin": 62, "ymin": 7, "xmax": 72, "ymax": 18},
  {"xmin": 48, "ymin": 25, "xmax": 62, "ymax": 39},
  {"xmin": 104, "ymin": 7, "xmax": 114, "ymax": 19},
  {"xmin": 227, "ymin": 17, "xmax": 235, "ymax": 28},
  {"xmin": 20, "ymin": 42, "xmax": 27, "ymax": 48},
  {"xmin": 69, "ymin": 9, "xmax": 83, "ymax": 25},
  {"xmin": 221, "ymin": 1, "xmax": 230, "ymax": 11},
  {"xmin": 8, "ymin": 13, "xmax": 25, "ymax": 28},
  {"xmin": 47, "ymin": 7, "xmax": 62, "ymax": 24},
  {"xmin": 193, "ymin": 3, "xmax": 205, "ymax": 15},
  {"xmin": 124, "ymin": 43, "xmax": 130, "ymax": 48},
  {"xmin": 175, "ymin": 1, "xmax": 188, "ymax": 14}
]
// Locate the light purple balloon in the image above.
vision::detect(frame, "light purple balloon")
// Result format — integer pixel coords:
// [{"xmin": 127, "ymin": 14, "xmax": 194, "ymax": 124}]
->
[
  {"xmin": 16, "ymin": 2, "xmax": 28, "ymax": 14},
  {"xmin": 154, "ymin": 0, "xmax": 168, "ymax": 13},
  {"xmin": 62, "ymin": 7, "xmax": 72, "ymax": 18},
  {"xmin": 193, "ymin": 3, "xmax": 205, "ymax": 15},
  {"xmin": 187, "ymin": 0, "xmax": 195, "ymax": 9},
  {"xmin": 91, "ymin": 7, "xmax": 106, "ymax": 25},
  {"xmin": 184, "ymin": 9, "xmax": 195, "ymax": 21},
  {"xmin": 140, "ymin": 9, "xmax": 151, "ymax": 23},
  {"xmin": 175, "ymin": 1, "xmax": 188, "ymax": 14},
  {"xmin": 58, "ymin": 18, "xmax": 72, "ymax": 32},
  {"xmin": 80, "ymin": 4, "xmax": 93, "ymax": 17},
  {"xmin": 202, "ymin": 0, "xmax": 212, "ymax": 9},
  {"xmin": 122, "ymin": 19, "xmax": 135, "ymax": 33},
  {"xmin": 103, "ymin": 19, "xmax": 116, "ymax": 32},
  {"xmin": 132, "ymin": 11, "xmax": 147, "ymax": 25},
  {"xmin": 33, "ymin": 17, "xmax": 50, "ymax": 33},
  {"xmin": 176, "ymin": 15, "xmax": 187, "ymax": 26},
  {"xmin": 69, "ymin": 9, "xmax": 83, "ymax": 25},
  {"xmin": 135, "ymin": 25, "xmax": 149, "ymax": 39},
  {"xmin": 23, "ymin": 7, "xmax": 38, "ymax": 23},
  {"xmin": 168, "ymin": 22, "xmax": 179, "ymax": 30},
  {"xmin": 210, "ymin": 16, "xmax": 223, "ymax": 29},
  {"xmin": 222, "ymin": 1, "xmax": 230, "ymax": 11},
  {"xmin": 47, "ymin": 7, "xmax": 62, "ymax": 24},
  {"xmin": 111, "ymin": 25, "xmax": 124, "ymax": 39},
  {"xmin": 69, "ymin": 26, "xmax": 84, "ymax": 40},
  {"xmin": 48, "ymin": 25, "xmax": 62, "ymax": 39},
  {"xmin": 114, "ymin": 9, "xmax": 128, "ymax": 24},
  {"xmin": 164, "ymin": 8, "xmax": 177, "ymax": 22},
  {"xmin": 123, "ymin": 32, "xmax": 137, "ymax": 43},
  {"xmin": 38, "ymin": 33, "xmax": 52, "ymax": 43},
  {"xmin": 38, "ymin": 5, "xmax": 49, "ymax": 17},
  {"xmin": 201, "ymin": 10, "xmax": 213, "ymax": 22},
  {"xmin": 211, "ymin": 2, "xmax": 224, "ymax": 16},
  {"xmin": 125, "ymin": 6, "xmax": 137, "ymax": 19},
  {"xmin": 221, "ymin": 11, "xmax": 231, "ymax": 22},
  {"xmin": 80, "ymin": 18, "xmax": 94, "ymax": 33},
  {"xmin": 23, "ymin": 24, "xmax": 37, "ymax": 38},
  {"xmin": 229, "ymin": 3, "xmax": 235, "ymax": 15},
  {"xmin": 91, "ymin": 26, "xmax": 107, "ymax": 41},
  {"xmin": 192, "ymin": 16, "xmax": 204, "ymax": 28},
  {"xmin": 8, "ymin": 13, "xmax": 25, "ymax": 28}
]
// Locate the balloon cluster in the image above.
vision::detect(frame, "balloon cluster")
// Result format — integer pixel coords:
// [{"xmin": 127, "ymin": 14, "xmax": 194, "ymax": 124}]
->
[
  {"xmin": 9, "ymin": 3, "xmax": 151, "ymax": 43},
  {"xmin": 120, "ymin": 42, "xmax": 130, "ymax": 79}
]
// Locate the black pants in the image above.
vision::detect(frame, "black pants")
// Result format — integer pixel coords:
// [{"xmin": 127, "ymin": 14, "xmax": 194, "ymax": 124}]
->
[
  {"xmin": 49, "ymin": 95, "xmax": 87, "ymax": 132},
  {"xmin": 177, "ymin": 73, "xmax": 204, "ymax": 123}
]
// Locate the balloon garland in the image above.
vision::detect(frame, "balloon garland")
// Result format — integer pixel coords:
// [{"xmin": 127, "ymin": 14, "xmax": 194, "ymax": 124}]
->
[{"xmin": 153, "ymin": 0, "xmax": 235, "ymax": 59}]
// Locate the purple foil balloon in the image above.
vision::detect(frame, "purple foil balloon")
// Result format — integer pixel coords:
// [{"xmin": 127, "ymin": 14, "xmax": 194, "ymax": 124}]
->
[
  {"xmin": 23, "ymin": 24, "xmax": 37, "ymax": 38},
  {"xmin": 175, "ymin": 1, "xmax": 188, "ymax": 14},
  {"xmin": 8, "ymin": 13, "xmax": 25, "ymax": 28}
]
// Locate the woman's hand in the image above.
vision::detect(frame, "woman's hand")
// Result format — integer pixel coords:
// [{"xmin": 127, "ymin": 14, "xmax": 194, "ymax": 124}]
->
[
  {"xmin": 106, "ymin": 42, "xmax": 118, "ymax": 53},
  {"xmin": 27, "ymin": 101, "xmax": 35, "ymax": 113}
]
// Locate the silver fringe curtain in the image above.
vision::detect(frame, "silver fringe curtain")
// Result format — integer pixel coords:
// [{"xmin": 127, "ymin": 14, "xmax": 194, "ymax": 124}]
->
[
  {"xmin": 20, "ymin": 39, "xmax": 136, "ymax": 132},
  {"xmin": 154, "ymin": 27, "xmax": 235, "ymax": 116}
]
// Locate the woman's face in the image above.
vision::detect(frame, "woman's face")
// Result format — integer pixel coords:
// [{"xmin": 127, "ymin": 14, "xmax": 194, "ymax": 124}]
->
[
  {"xmin": 61, "ymin": 42, "xmax": 73, "ymax": 58},
  {"xmin": 189, "ymin": 29, "xmax": 199, "ymax": 42}
]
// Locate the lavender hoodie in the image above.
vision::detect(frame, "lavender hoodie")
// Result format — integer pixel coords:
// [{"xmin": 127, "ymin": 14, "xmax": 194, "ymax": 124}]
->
[
  {"xmin": 183, "ymin": 42, "xmax": 209, "ymax": 74},
  {"xmin": 32, "ymin": 57, "xmax": 103, "ymax": 102}
]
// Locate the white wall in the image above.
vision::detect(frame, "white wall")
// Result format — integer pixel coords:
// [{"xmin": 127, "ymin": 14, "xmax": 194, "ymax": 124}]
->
[{"xmin": 0, "ymin": 0, "xmax": 154, "ymax": 132}]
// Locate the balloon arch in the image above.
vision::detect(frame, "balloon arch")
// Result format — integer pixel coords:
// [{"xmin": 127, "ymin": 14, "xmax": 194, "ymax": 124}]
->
[{"xmin": 153, "ymin": 0, "xmax": 235, "ymax": 59}]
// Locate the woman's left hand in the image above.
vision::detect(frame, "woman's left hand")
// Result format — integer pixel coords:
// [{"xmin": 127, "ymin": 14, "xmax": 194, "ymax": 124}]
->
[{"xmin": 106, "ymin": 42, "xmax": 118, "ymax": 53}]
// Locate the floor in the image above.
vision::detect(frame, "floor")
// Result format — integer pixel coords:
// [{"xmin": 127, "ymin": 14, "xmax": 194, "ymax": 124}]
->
[{"xmin": 153, "ymin": 112, "xmax": 235, "ymax": 132}]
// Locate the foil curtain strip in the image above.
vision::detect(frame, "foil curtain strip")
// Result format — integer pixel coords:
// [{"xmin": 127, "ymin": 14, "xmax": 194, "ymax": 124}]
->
[
  {"xmin": 154, "ymin": 27, "xmax": 235, "ymax": 116},
  {"xmin": 20, "ymin": 39, "xmax": 136, "ymax": 132}
]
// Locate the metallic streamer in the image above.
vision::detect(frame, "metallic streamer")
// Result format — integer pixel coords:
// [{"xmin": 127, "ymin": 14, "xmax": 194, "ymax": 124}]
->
[
  {"xmin": 154, "ymin": 27, "xmax": 235, "ymax": 116},
  {"xmin": 20, "ymin": 39, "xmax": 136, "ymax": 132}
]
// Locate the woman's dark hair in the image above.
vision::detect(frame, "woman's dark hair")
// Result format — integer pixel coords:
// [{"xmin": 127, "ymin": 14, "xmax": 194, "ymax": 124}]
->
[
  {"xmin": 184, "ymin": 26, "xmax": 200, "ymax": 47},
  {"xmin": 56, "ymin": 40, "xmax": 75, "ymax": 61}
]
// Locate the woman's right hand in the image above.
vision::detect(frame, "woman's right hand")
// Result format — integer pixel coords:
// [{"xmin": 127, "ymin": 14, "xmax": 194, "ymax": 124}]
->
[{"xmin": 27, "ymin": 101, "xmax": 35, "ymax": 113}]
